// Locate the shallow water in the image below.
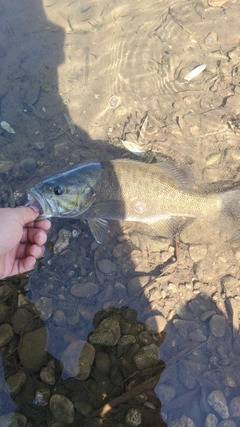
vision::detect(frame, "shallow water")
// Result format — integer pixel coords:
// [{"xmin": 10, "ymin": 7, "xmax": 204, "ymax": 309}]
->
[{"xmin": 1, "ymin": 0, "xmax": 240, "ymax": 426}]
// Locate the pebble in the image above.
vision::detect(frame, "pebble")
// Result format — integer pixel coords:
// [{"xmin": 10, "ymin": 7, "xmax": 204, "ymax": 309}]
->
[
  {"xmin": 40, "ymin": 360, "xmax": 56, "ymax": 385},
  {"xmin": 189, "ymin": 328, "xmax": 207, "ymax": 342},
  {"xmin": 89, "ymin": 317, "xmax": 121, "ymax": 346},
  {"xmin": 12, "ymin": 307, "xmax": 39, "ymax": 334},
  {"xmin": 54, "ymin": 229, "xmax": 72, "ymax": 254},
  {"xmin": 155, "ymin": 384, "xmax": 176, "ymax": 405},
  {"xmin": 171, "ymin": 415, "xmax": 196, "ymax": 427},
  {"xmin": 20, "ymin": 157, "xmax": 37, "ymax": 172},
  {"xmin": 208, "ymin": 0, "xmax": 228, "ymax": 6},
  {"xmin": 209, "ymin": 315, "xmax": 226, "ymax": 337},
  {"xmin": 66, "ymin": 308, "xmax": 80, "ymax": 325},
  {"xmin": 52, "ymin": 309, "xmax": 67, "ymax": 326},
  {"xmin": 145, "ymin": 314, "xmax": 167, "ymax": 332},
  {"xmin": 0, "ymin": 284, "xmax": 13, "ymax": 302},
  {"xmin": 205, "ymin": 414, "xmax": 218, "ymax": 427},
  {"xmin": 18, "ymin": 327, "xmax": 47, "ymax": 371},
  {"xmin": 0, "ymin": 323, "xmax": 14, "ymax": 346},
  {"xmin": 33, "ymin": 388, "xmax": 51, "ymax": 406},
  {"xmin": 189, "ymin": 245, "xmax": 208, "ymax": 262},
  {"xmin": 125, "ymin": 407, "xmax": 142, "ymax": 426},
  {"xmin": 207, "ymin": 390, "xmax": 229, "ymax": 419},
  {"xmin": 118, "ymin": 334, "xmax": 136, "ymax": 346},
  {"xmin": 0, "ymin": 160, "xmax": 14, "ymax": 174},
  {"xmin": 0, "ymin": 413, "xmax": 27, "ymax": 426},
  {"xmin": 61, "ymin": 340, "xmax": 95, "ymax": 380},
  {"xmin": 97, "ymin": 259, "xmax": 116, "ymax": 274},
  {"xmin": 127, "ymin": 276, "xmax": 149, "ymax": 294},
  {"xmin": 133, "ymin": 344, "xmax": 160, "ymax": 370},
  {"xmin": 6, "ymin": 371, "xmax": 27, "ymax": 396},
  {"xmin": 218, "ymin": 421, "xmax": 237, "ymax": 427},
  {"xmin": 70, "ymin": 281, "xmax": 98, "ymax": 298},
  {"xmin": 49, "ymin": 394, "xmax": 75, "ymax": 424},
  {"xmin": 229, "ymin": 396, "xmax": 240, "ymax": 417},
  {"xmin": 35, "ymin": 297, "xmax": 52, "ymax": 320},
  {"xmin": 0, "ymin": 303, "xmax": 11, "ymax": 323}
]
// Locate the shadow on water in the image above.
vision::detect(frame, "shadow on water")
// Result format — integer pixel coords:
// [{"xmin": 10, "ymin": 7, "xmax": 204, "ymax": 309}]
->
[{"xmin": 1, "ymin": 0, "xmax": 240, "ymax": 426}]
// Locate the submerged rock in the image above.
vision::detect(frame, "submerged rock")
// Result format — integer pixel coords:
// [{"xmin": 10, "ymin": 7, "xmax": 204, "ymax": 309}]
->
[
  {"xmin": 89, "ymin": 317, "xmax": 121, "ymax": 346},
  {"xmin": 18, "ymin": 327, "xmax": 47, "ymax": 371},
  {"xmin": 61, "ymin": 340, "xmax": 95, "ymax": 381},
  {"xmin": 49, "ymin": 394, "xmax": 75, "ymax": 423}
]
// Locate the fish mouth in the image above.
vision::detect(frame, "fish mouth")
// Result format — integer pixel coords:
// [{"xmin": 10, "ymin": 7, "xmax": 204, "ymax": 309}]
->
[{"xmin": 26, "ymin": 190, "xmax": 56, "ymax": 219}]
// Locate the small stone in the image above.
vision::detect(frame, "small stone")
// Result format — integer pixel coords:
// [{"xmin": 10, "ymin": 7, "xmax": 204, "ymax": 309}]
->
[
  {"xmin": 154, "ymin": 384, "xmax": 176, "ymax": 405},
  {"xmin": 18, "ymin": 327, "xmax": 47, "ymax": 371},
  {"xmin": 6, "ymin": 371, "xmax": 27, "ymax": 396},
  {"xmin": 0, "ymin": 303, "xmax": 11, "ymax": 323},
  {"xmin": 133, "ymin": 344, "xmax": 160, "ymax": 370},
  {"xmin": 12, "ymin": 307, "xmax": 40, "ymax": 334},
  {"xmin": 189, "ymin": 329, "xmax": 207, "ymax": 342},
  {"xmin": 138, "ymin": 331, "xmax": 153, "ymax": 345},
  {"xmin": 125, "ymin": 407, "xmax": 142, "ymax": 426},
  {"xmin": 40, "ymin": 361, "xmax": 56, "ymax": 385},
  {"xmin": 0, "ymin": 413, "xmax": 27, "ymax": 426},
  {"xmin": 229, "ymin": 396, "xmax": 240, "ymax": 417},
  {"xmin": 189, "ymin": 245, "xmax": 208, "ymax": 262},
  {"xmin": 201, "ymin": 310, "xmax": 216, "ymax": 321},
  {"xmin": 97, "ymin": 259, "xmax": 116, "ymax": 274},
  {"xmin": 61, "ymin": 340, "xmax": 95, "ymax": 380},
  {"xmin": 54, "ymin": 229, "xmax": 71, "ymax": 254},
  {"xmin": 20, "ymin": 157, "xmax": 37, "ymax": 172},
  {"xmin": 118, "ymin": 335, "xmax": 136, "ymax": 346},
  {"xmin": 70, "ymin": 282, "xmax": 98, "ymax": 298},
  {"xmin": 0, "ymin": 160, "xmax": 14, "ymax": 174},
  {"xmin": 218, "ymin": 421, "xmax": 237, "ymax": 427},
  {"xmin": 208, "ymin": 0, "xmax": 228, "ymax": 6},
  {"xmin": 35, "ymin": 297, "xmax": 52, "ymax": 320},
  {"xmin": 49, "ymin": 394, "xmax": 75, "ymax": 424},
  {"xmin": 53, "ymin": 309, "xmax": 66, "ymax": 326},
  {"xmin": 127, "ymin": 276, "xmax": 149, "ymax": 294},
  {"xmin": 66, "ymin": 308, "xmax": 80, "ymax": 326},
  {"xmin": 146, "ymin": 314, "xmax": 167, "ymax": 332},
  {"xmin": 33, "ymin": 388, "xmax": 51, "ymax": 406},
  {"xmin": 205, "ymin": 413, "xmax": 218, "ymax": 427},
  {"xmin": 209, "ymin": 315, "xmax": 226, "ymax": 337},
  {"xmin": 0, "ymin": 284, "xmax": 13, "ymax": 302},
  {"xmin": 207, "ymin": 390, "xmax": 229, "ymax": 419},
  {"xmin": 89, "ymin": 317, "xmax": 121, "ymax": 346},
  {"xmin": 0, "ymin": 323, "xmax": 14, "ymax": 346}
]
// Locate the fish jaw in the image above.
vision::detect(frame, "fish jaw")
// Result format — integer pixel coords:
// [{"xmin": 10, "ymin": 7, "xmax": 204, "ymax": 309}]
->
[{"xmin": 26, "ymin": 189, "xmax": 58, "ymax": 219}]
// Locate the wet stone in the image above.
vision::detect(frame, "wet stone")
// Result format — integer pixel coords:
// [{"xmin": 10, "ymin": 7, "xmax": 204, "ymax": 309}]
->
[
  {"xmin": 54, "ymin": 229, "xmax": 71, "ymax": 254},
  {"xmin": 49, "ymin": 394, "xmax": 75, "ymax": 424},
  {"xmin": 229, "ymin": 396, "xmax": 240, "ymax": 417},
  {"xmin": 89, "ymin": 317, "xmax": 121, "ymax": 346},
  {"xmin": 138, "ymin": 331, "xmax": 153, "ymax": 345},
  {"xmin": 40, "ymin": 361, "xmax": 56, "ymax": 385},
  {"xmin": 127, "ymin": 276, "xmax": 149, "ymax": 294},
  {"xmin": 178, "ymin": 362, "xmax": 197, "ymax": 390},
  {"xmin": 207, "ymin": 390, "xmax": 229, "ymax": 419},
  {"xmin": 18, "ymin": 327, "xmax": 47, "ymax": 371},
  {"xmin": 12, "ymin": 307, "xmax": 41, "ymax": 334},
  {"xmin": 218, "ymin": 421, "xmax": 237, "ymax": 427},
  {"xmin": 33, "ymin": 388, "xmax": 51, "ymax": 406},
  {"xmin": 0, "ymin": 160, "xmax": 14, "ymax": 174},
  {"xmin": 20, "ymin": 157, "xmax": 37, "ymax": 172},
  {"xmin": 0, "ymin": 284, "xmax": 13, "ymax": 302},
  {"xmin": 97, "ymin": 259, "xmax": 116, "ymax": 274},
  {"xmin": 53, "ymin": 309, "xmax": 67, "ymax": 326},
  {"xmin": 0, "ymin": 323, "xmax": 14, "ymax": 346},
  {"xmin": 205, "ymin": 414, "xmax": 218, "ymax": 427},
  {"xmin": 118, "ymin": 335, "xmax": 136, "ymax": 346},
  {"xmin": 6, "ymin": 371, "xmax": 27, "ymax": 396},
  {"xmin": 61, "ymin": 340, "xmax": 95, "ymax": 380},
  {"xmin": 171, "ymin": 415, "xmax": 196, "ymax": 427},
  {"xmin": 133, "ymin": 344, "xmax": 160, "ymax": 370},
  {"xmin": 146, "ymin": 314, "xmax": 167, "ymax": 332},
  {"xmin": 125, "ymin": 407, "xmax": 142, "ymax": 426},
  {"xmin": 155, "ymin": 384, "xmax": 176, "ymax": 405},
  {"xmin": 70, "ymin": 281, "xmax": 98, "ymax": 298},
  {"xmin": 189, "ymin": 328, "xmax": 207, "ymax": 342},
  {"xmin": 35, "ymin": 296, "xmax": 52, "ymax": 320},
  {"xmin": 209, "ymin": 315, "xmax": 226, "ymax": 337},
  {"xmin": 0, "ymin": 413, "xmax": 27, "ymax": 426},
  {"xmin": 201, "ymin": 310, "xmax": 216, "ymax": 322},
  {"xmin": 0, "ymin": 303, "xmax": 11, "ymax": 323}
]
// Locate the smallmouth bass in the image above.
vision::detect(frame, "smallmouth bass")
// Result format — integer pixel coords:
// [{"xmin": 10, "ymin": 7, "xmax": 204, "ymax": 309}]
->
[{"xmin": 26, "ymin": 159, "xmax": 240, "ymax": 243}]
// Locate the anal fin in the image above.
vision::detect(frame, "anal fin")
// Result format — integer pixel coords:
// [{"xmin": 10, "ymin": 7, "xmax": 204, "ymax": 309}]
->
[
  {"xmin": 145, "ymin": 217, "xmax": 178, "ymax": 239},
  {"xmin": 88, "ymin": 218, "xmax": 109, "ymax": 244}
]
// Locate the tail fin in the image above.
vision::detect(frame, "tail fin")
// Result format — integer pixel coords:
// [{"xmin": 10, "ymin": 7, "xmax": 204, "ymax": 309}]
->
[{"xmin": 218, "ymin": 189, "xmax": 240, "ymax": 238}]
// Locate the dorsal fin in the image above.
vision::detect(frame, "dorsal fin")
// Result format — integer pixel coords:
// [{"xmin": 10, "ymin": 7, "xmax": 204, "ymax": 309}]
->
[{"xmin": 151, "ymin": 158, "xmax": 195, "ymax": 190}]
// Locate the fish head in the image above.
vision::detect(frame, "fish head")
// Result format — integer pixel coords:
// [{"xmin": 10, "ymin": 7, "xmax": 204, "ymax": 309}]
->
[{"xmin": 26, "ymin": 173, "xmax": 96, "ymax": 219}]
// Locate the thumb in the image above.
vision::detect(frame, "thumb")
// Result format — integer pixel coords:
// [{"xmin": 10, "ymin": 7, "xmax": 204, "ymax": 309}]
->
[{"xmin": 15, "ymin": 206, "xmax": 40, "ymax": 225}]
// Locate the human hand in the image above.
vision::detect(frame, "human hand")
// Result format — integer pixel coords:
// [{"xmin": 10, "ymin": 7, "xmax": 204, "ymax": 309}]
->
[{"xmin": 0, "ymin": 206, "xmax": 51, "ymax": 279}]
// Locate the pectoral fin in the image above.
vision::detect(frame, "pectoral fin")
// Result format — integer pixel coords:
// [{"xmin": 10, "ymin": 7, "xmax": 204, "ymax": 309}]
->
[
  {"xmin": 145, "ymin": 217, "xmax": 178, "ymax": 238},
  {"xmin": 88, "ymin": 218, "xmax": 109, "ymax": 243}
]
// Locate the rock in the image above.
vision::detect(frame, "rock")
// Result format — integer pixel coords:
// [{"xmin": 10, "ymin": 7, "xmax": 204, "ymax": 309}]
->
[
  {"xmin": 0, "ymin": 412, "xmax": 27, "ymax": 426},
  {"xmin": 18, "ymin": 327, "xmax": 47, "ymax": 371},
  {"xmin": 125, "ymin": 407, "xmax": 142, "ymax": 426},
  {"xmin": 0, "ymin": 160, "xmax": 14, "ymax": 174},
  {"xmin": 20, "ymin": 157, "xmax": 37, "ymax": 172},
  {"xmin": 127, "ymin": 276, "xmax": 149, "ymax": 294},
  {"xmin": 0, "ymin": 323, "xmax": 14, "ymax": 346},
  {"xmin": 208, "ymin": 0, "xmax": 228, "ymax": 6},
  {"xmin": 54, "ymin": 229, "xmax": 71, "ymax": 254},
  {"xmin": 178, "ymin": 362, "xmax": 197, "ymax": 390},
  {"xmin": 33, "ymin": 388, "xmax": 51, "ymax": 406},
  {"xmin": 118, "ymin": 335, "xmax": 136, "ymax": 346},
  {"xmin": 180, "ymin": 219, "xmax": 219, "ymax": 244},
  {"xmin": 95, "ymin": 352, "xmax": 112, "ymax": 374},
  {"xmin": 189, "ymin": 245, "xmax": 208, "ymax": 262},
  {"xmin": 61, "ymin": 340, "xmax": 95, "ymax": 380},
  {"xmin": 138, "ymin": 331, "xmax": 152, "ymax": 345},
  {"xmin": 218, "ymin": 421, "xmax": 237, "ymax": 427},
  {"xmin": 0, "ymin": 303, "xmax": 11, "ymax": 323},
  {"xmin": 97, "ymin": 259, "xmax": 116, "ymax": 274},
  {"xmin": 146, "ymin": 314, "xmax": 167, "ymax": 332},
  {"xmin": 205, "ymin": 413, "xmax": 218, "ymax": 427},
  {"xmin": 6, "ymin": 371, "xmax": 27, "ymax": 396},
  {"xmin": 70, "ymin": 282, "xmax": 98, "ymax": 298},
  {"xmin": 49, "ymin": 394, "xmax": 75, "ymax": 423},
  {"xmin": 40, "ymin": 360, "xmax": 56, "ymax": 385},
  {"xmin": 189, "ymin": 329, "xmax": 207, "ymax": 342},
  {"xmin": 12, "ymin": 308, "xmax": 41, "ymax": 334},
  {"xmin": 89, "ymin": 317, "xmax": 121, "ymax": 346},
  {"xmin": 207, "ymin": 390, "xmax": 229, "ymax": 419},
  {"xmin": 52, "ymin": 309, "xmax": 66, "ymax": 326},
  {"xmin": 229, "ymin": 396, "xmax": 240, "ymax": 417},
  {"xmin": 35, "ymin": 297, "xmax": 52, "ymax": 320},
  {"xmin": 155, "ymin": 384, "xmax": 176, "ymax": 405},
  {"xmin": 209, "ymin": 315, "xmax": 226, "ymax": 337},
  {"xmin": 133, "ymin": 344, "xmax": 160, "ymax": 370},
  {"xmin": 0, "ymin": 284, "xmax": 13, "ymax": 302}
]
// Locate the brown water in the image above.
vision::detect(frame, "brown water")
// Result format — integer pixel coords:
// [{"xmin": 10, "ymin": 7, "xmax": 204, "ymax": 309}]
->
[{"xmin": 1, "ymin": 0, "xmax": 240, "ymax": 425}]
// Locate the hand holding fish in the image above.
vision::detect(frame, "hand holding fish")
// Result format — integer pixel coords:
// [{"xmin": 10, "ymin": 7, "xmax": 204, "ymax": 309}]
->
[{"xmin": 0, "ymin": 207, "xmax": 51, "ymax": 280}]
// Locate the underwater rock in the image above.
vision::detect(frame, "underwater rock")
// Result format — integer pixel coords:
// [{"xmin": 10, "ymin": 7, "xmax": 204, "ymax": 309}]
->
[
  {"xmin": 209, "ymin": 315, "xmax": 226, "ymax": 337},
  {"xmin": 97, "ymin": 259, "xmax": 116, "ymax": 274},
  {"xmin": 40, "ymin": 360, "xmax": 56, "ymax": 385},
  {"xmin": 18, "ymin": 327, "xmax": 47, "ymax": 371},
  {"xmin": 133, "ymin": 344, "xmax": 160, "ymax": 370},
  {"xmin": 207, "ymin": 390, "xmax": 229, "ymax": 419},
  {"xmin": 229, "ymin": 396, "xmax": 240, "ymax": 417},
  {"xmin": 70, "ymin": 281, "xmax": 98, "ymax": 298},
  {"xmin": 54, "ymin": 229, "xmax": 71, "ymax": 254},
  {"xmin": 61, "ymin": 340, "xmax": 95, "ymax": 381},
  {"xmin": 0, "ymin": 160, "xmax": 14, "ymax": 174},
  {"xmin": 0, "ymin": 412, "xmax": 27, "ymax": 426},
  {"xmin": 49, "ymin": 394, "xmax": 75, "ymax": 424},
  {"xmin": 89, "ymin": 317, "xmax": 121, "ymax": 346},
  {"xmin": 0, "ymin": 323, "xmax": 14, "ymax": 346},
  {"xmin": 6, "ymin": 371, "xmax": 27, "ymax": 396},
  {"xmin": 125, "ymin": 407, "xmax": 142, "ymax": 426}
]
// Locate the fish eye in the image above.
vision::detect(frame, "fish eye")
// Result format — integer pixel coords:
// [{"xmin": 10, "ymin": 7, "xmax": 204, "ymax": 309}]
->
[{"xmin": 54, "ymin": 186, "xmax": 64, "ymax": 195}]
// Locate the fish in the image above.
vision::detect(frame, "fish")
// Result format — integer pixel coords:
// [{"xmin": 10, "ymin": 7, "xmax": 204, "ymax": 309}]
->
[{"xmin": 26, "ymin": 159, "xmax": 240, "ymax": 243}]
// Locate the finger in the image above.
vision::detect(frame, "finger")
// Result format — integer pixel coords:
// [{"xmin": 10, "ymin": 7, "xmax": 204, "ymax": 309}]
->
[
  {"xmin": 21, "ymin": 229, "xmax": 48, "ymax": 245},
  {"xmin": 25, "ymin": 218, "xmax": 51, "ymax": 230},
  {"xmin": 14, "ymin": 206, "xmax": 40, "ymax": 226},
  {"xmin": 17, "ymin": 256, "xmax": 37, "ymax": 275},
  {"xmin": 16, "ymin": 242, "xmax": 45, "ymax": 259}
]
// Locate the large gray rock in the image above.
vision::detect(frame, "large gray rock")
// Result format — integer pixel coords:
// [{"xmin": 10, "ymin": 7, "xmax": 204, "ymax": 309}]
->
[
  {"xmin": 49, "ymin": 394, "xmax": 75, "ymax": 423},
  {"xmin": 18, "ymin": 327, "xmax": 47, "ymax": 371},
  {"xmin": 61, "ymin": 340, "xmax": 95, "ymax": 381}
]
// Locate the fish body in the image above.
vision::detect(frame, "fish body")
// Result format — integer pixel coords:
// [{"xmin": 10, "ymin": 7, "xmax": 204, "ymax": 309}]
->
[{"xmin": 26, "ymin": 159, "xmax": 240, "ymax": 243}]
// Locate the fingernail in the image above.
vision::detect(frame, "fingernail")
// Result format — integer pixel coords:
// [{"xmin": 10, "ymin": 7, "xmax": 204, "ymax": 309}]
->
[{"xmin": 29, "ymin": 205, "xmax": 40, "ymax": 213}]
